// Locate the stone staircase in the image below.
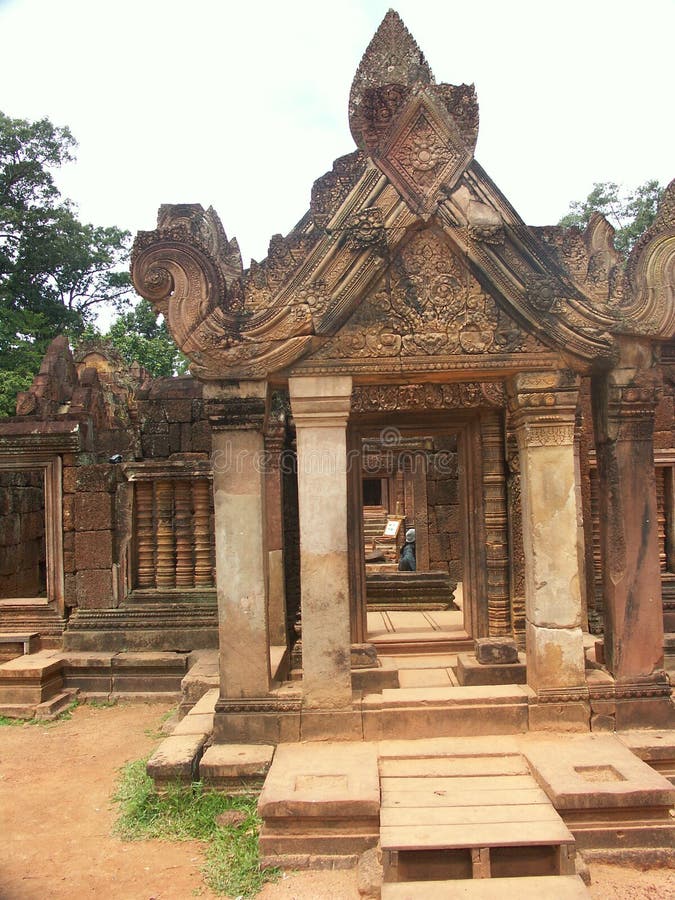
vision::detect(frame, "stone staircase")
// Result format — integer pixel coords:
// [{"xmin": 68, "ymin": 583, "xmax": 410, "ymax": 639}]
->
[
  {"xmin": 379, "ymin": 753, "xmax": 587, "ymax": 896},
  {"xmin": 252, "ymin": 732, "xmax": 674, "ymax": 880},
  {"xmin": 367, "ymin": 572, "xmax": 458, "ymax": 611}
]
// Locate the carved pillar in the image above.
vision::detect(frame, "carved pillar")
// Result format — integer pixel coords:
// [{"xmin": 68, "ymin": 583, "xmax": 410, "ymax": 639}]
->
[
  {"xmin": 289, "ymin": 375, "xmax": 353, "ymax": 710},
  {"xmin": 135, "ymin": 480, "xmax": 155, "ymax": 589},
  {"xmin": 192, "ymin": 479, "xmax": 212, "ymax": 586},
  {"xmin": 174, "ymin": 480, "xmax": 194, "ymax": 587},
  {"xmin": 155, "ymin": 481, "xmax": 175, "ymax": 588},
  {"xmin": 210, "ymin": 384, "xmax": 271, "ymax": 699},
  {"xmin": 264, "ymin": 418, "xmax": 288, "ymax": 646},
  {"xmin": 507, "ymin": 372, "xmax": 585, "ymax": 694},
  {"xmin": 412, "ymin": 452, "xmax": 430, "ymax": 572},
  {"xmin": 591, "ymin": 353, "xmax": 665, "ymax": 682},
  {"xmin": 481, "ymin": 411, "xmax": 510, "ymax": 636}
]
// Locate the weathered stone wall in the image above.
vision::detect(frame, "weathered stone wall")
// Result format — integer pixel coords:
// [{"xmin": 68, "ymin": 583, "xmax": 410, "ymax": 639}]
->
[
  {"xmin": 61, "ymin": 371, "xmax": 215, "ymax": 613},
  {"xmin": 426, "ymin": 436, "xmax": 462, "ymax": 579},
  {"xmin": 0, "ymin": 471, "xmax": 46, "ymax": 598},
  {"xmin": 136, "ymin": 376, "xmax": 212, "ymax": 459}
]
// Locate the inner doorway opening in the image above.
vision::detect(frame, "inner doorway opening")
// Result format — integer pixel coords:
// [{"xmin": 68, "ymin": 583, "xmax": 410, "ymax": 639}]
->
[{"xmin": 358, "ymin": 429, "xmax": 468, "ymax": 652}]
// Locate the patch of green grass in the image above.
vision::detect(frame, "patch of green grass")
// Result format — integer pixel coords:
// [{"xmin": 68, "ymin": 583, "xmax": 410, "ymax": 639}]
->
[
  {"xmin": 143, "ymin": 708, "xmax": 176, "ymax": 741},
  {"xmin": 113, "ymin": 758, "xmax": 279, "ymax": 897},
  {"xmin": 88, "ymin": 697, "xmax": 118, "ymax": 709},
  {"xmin": 203, "ymin": 802, "xmax": 280, "ymax": 898}
]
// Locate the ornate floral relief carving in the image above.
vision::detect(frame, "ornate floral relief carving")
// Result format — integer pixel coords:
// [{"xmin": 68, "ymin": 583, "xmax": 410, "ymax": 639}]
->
[
  {"xmin": 374, "ymin": 94, "xmax": 473, "ymax": 218},
  {"xmin": 348, "ymin": 10, "xmax": 434, "ymax": 152},
  {"xmin": 351, "ymin": 381, "xmax": 506, "ymax": 413},
  {"xmin": 622, "ymin": 179, "xmax": 675, "ymax": 339},
  {"xmin": 312, "ymin": 228, "xmax": 548, "ymax": 362},
  {"xmin": 343, "ymin": 207, "xmax": 387, "ymax": 252},
  {"xmin": 310, "ymin": 151, "xmax": 368, "ymax": 228}
]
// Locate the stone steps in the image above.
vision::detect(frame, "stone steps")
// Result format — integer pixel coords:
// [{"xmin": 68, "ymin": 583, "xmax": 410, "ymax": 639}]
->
[
  {"xmin": 0, "ymin": 649, "xmax": 190, "ymax": 717},
  {"xmin": 380, "ymin": 753, "xmax": 580, "ymax": 891},
  {"xmin": 0, "ymin": 631, "xmax": 40, "ymax": 664},
  {"xmin": 362, "ymin": 685, "xmax": 529, "ymax": 740},
  {"xmin": 366, "ymin": 572, "xmax": 457, "ymax": 611}
]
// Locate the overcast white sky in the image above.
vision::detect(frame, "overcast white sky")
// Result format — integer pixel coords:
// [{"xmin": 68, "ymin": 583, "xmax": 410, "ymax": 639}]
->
[{"xmin": 1, "ymin": 0, "xmax": 673, "ymax": 266}]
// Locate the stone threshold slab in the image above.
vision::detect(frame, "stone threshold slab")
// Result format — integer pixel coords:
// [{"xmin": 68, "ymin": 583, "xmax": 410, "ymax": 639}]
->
[
  {"xmin": 258, "ymin": 742, "xmax": 380, "ymax": 819},
  {"xmin": 365, "ymin": 685, "xmax": 528, "ymax": 708},
  {"xmin": 381, "ymin": 875, "xmax": 589, "ymax": 899}
]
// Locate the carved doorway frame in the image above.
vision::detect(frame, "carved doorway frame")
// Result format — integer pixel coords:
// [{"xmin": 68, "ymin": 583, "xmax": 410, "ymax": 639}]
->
[
  {"xmin": 347, "ymin": 407, "xmax": 510, "ymax": 648},
  {"xmin": 0, "ymin": 452, "xmax": 64, "ymax": 617}
]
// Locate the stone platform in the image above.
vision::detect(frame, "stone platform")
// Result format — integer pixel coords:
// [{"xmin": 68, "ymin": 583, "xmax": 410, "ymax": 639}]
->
[{"xmin": 254, "ymin": 732, "xmax": 674, "ymax": 882}]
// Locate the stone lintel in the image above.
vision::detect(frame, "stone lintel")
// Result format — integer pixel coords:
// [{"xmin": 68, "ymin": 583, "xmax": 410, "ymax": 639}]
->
[{"xmin": 204, "ymin": 380, "xmax": 268, "ymax": 431}]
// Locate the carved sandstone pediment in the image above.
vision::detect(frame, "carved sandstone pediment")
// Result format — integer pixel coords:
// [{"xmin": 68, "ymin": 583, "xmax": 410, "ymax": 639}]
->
[
  {"xmin": 304, "ymin": 227, "xmax": 550, "ymax": 371},
  {"xmin": 131, "ymin": 11, "xmax": 674, "ymax": 382}
]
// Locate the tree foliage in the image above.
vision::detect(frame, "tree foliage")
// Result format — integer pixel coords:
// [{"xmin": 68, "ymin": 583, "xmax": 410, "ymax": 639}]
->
[
  {"xmin": 0, "ymin": 111, "xmax": 134, "ymax": 416},
  {"xmin": 100, "ymin": 299, "xmax": 189, "ymax": 378},
  {"xmin": 558, "ymin": 180, "xmax": 664, "ymax": 256}
]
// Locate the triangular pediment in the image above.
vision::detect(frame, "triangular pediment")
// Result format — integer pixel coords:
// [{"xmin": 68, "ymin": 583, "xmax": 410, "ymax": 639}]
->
[
  {"xmin": 131, "ymin": 11, "xmax": 674, "ymax": 381},
  {"xmin": 297, "ymin": 226, "xmax": 556, "ymax": 374}
]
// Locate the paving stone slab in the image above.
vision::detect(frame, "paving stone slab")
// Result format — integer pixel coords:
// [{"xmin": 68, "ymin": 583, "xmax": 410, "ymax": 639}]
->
[
  {"xmin": 258, "ymin": 742, "xmax": 380, "ymax": 819},
  {"xmin": 381, "ymin": 787, "xmax": 551, "ymax": 808},
  {"xmin": 381, "ymin": 875, "xmax": 589, "ymax": 899},
  {"xmin": 189, "ymin": 687, "xmax": 219, "ymax": 715},
  {"xmin": 171, "ymin": 712, "xmax": 213, "ymax": 736},
  {"xmin": 146, "ymin": 733, "xmax": 207, "ymax": 786},
  {"xmin": 380, "ymin": 803, "xmax": 561, "ymax": 828},
  {"xmin": 200, "ymin": 743, "xmax": 274, "ymax": 781},
  {"xmin": 522, "ymin": 734, "xmax": 675, "ymax": 810},
  {"xmin": 380, "ymin": 755, "xmax": 528, "ymax": 778}
]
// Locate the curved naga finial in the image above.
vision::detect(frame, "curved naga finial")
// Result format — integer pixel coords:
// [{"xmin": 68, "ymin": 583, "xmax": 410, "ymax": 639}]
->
[
  {"xmin": 131, "ymin": 205, "xmax": 315, "ymax": 379},
  {"xmin": 623, "ymin": 180, "xmax": 675, "ymax": 338}
]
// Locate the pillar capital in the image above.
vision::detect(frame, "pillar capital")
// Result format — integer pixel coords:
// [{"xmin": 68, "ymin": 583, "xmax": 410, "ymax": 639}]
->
[
  {"xmin": 205, "ymin": 380, "xmax": 268, "ymax": 431},
  {"xmin": 507, "ymin": 371, "xmax": 580, "ymax": 451},
  {"xmin": 288, "ymin": 375, "xmax": 352, "ymax": 427}
]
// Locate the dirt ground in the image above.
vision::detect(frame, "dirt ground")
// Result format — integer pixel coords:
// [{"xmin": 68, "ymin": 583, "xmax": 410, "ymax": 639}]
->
[{"xmin": 0, "ymin": 702, "xmax": 672, "ymax": 900}]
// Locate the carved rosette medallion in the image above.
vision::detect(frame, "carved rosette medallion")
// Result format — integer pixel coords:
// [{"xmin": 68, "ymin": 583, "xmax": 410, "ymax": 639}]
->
[{"xmin": 375, "ymin": 95, "xmax": 472, "ymax": 218}]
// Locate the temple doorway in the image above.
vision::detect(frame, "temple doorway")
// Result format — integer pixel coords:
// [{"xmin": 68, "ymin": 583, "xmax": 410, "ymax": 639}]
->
[{"xmin": 349, "ymin": 409, "xmax": 507, "ymax": 653}]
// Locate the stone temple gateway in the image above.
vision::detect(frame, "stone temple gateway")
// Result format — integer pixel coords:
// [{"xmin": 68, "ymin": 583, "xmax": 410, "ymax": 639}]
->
[
  {"xmin": 1, "ymin": 11, "xmax": 674, "ymax": 886},
  {"xmin": 128, "ymin": 9, "xmax": 674, "ymax": 738}
]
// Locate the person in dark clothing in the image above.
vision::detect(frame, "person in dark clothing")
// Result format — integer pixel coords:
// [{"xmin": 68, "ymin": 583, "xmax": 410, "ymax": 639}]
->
[{"xmin": 398, "ymin": 527, "xmax": 416, "ymax": 571}]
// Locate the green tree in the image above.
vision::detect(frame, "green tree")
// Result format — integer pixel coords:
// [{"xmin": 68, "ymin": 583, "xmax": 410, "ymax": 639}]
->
[
  {"xmin": 0, "ymin": 111, "xmax": 134, "ymax": 416},
  {"xmin": 559, "ymin": 180, "xmax": 664, "ymax": 255},
  {"xmin": 102, "ymin": 299, "xmax": 189, "ymax": 378}
]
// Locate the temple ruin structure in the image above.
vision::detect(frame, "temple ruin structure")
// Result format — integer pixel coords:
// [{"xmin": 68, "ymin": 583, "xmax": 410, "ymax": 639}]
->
[{"xmin": 1, "ymin": 11, "xmax": 674, "ymax": 741}]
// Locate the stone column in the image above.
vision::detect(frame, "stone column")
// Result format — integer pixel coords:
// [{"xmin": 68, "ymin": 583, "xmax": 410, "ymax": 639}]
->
[
  {"xmin": 591, "ymin": 352, "xmax": 664, "ymax": 681},
  {"xmin": 508, "ymin": 372, "xmax": 586, "ymax": 694},
  {"xmin": 288, "ymin": 375, "xmax": 353, "ymax": 710},
  {"xmin": 264, "ymin": 417, "xmax": 288, "ymax": 646},
  {"xmin": 209, "ymin": 382, "xmax": 271, "ymax": 699}
]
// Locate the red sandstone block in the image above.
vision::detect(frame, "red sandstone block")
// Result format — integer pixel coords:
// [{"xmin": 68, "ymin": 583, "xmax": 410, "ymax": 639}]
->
[
  {"xmin": 62, "ymin": 495, "xmax": 75, "ymax": 531},
  {"xmin": 73, "ymin": 493, "xmax": 112, "ymax": 531},
  {"xmin": 75, "ymin": 569, "xmax": 113, "ymax": 608},
  {"xmin": 75, "ymin": 530, "xmax": 112, "ymax": 569},
  {"xmin": 73, "ymin": 465, "xmax": 117, "ymax": 494},
  {"xmin": 165, "ymin": 399, "xmax": 193, "ymax": 423}
]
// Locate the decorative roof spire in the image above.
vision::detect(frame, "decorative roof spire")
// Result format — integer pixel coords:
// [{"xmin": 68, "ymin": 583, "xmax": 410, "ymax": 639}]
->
[{"xmin": 349, "ymin": 10, "xmax": 434, "ymax": 149}]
